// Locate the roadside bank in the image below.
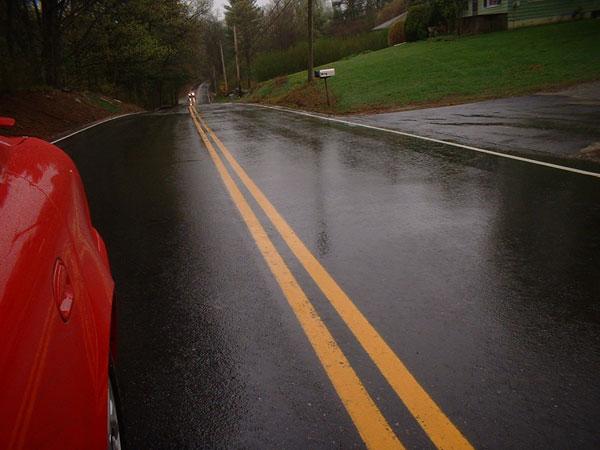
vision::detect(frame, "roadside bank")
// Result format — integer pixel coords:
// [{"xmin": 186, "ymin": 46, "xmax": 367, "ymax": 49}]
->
[{"xmin": 0, "ymin": 89, "xmax": 142, "ymax": 140}]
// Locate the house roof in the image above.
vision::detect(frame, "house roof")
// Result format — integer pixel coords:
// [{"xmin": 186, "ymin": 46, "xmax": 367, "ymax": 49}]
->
[{"xmin": 371, "ymin": 12, "xmax": 407, "ymax": 31}]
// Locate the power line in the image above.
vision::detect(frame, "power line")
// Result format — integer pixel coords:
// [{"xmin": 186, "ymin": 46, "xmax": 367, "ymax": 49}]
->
[
  {"xmin": 242, "ymin": 0, "xmax": 299, "ymax": 48},
  {"xmin": 261, "ymin": 0, "xmax": 299, "ymax": 35}
]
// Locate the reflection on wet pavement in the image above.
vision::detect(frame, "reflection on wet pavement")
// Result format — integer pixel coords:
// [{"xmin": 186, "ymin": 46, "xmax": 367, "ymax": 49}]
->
[{"xmin": 59, "ymin": 104, "xmax": 599, "ymax": 448}]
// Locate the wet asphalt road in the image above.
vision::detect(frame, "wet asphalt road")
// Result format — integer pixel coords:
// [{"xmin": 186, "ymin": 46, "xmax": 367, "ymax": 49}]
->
[
  {"xmin": 59, "ymin": 104, "xmax": 600, "ymax": 449},
  {"xmin": 351, "ymin": 82, "xmax": 600, "ymax": 162}
]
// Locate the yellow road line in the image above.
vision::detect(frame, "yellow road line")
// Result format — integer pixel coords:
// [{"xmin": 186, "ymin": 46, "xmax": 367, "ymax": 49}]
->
[
  {"xmin": 189, "ymin": 107, "xmax": 404, "ymax": 450},
  {"xmin": 194, "ymin": 108, "xmax": 474, "ymax": 450}
]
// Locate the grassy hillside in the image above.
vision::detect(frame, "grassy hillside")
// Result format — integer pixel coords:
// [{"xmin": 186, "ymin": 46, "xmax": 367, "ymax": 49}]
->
[{"xmin": 247, "ymin": 20, "xmax": 600, "ymax": 113}]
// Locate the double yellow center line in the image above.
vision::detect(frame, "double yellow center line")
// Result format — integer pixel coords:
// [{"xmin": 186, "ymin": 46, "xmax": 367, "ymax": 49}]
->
[{"xmin": 189, "ymin": 106, "xmax": 474, "ymax": 450}]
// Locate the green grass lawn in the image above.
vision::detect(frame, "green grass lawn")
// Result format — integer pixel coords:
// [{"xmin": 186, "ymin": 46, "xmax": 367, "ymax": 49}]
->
[{"xmin": 247, "ymin": 20, "xmax": 600, "ymax": 113}]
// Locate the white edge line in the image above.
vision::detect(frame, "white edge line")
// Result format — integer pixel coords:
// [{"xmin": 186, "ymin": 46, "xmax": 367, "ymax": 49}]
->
[
  {"xmin": 237, "ymin": 103, "xmax": 600, "ymax": 179},
  {"xmin": 51, "ymin": 112, "xmax": 141, "ymax": 144}
]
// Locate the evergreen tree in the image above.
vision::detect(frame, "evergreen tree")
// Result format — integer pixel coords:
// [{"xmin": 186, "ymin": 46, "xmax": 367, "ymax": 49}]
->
[{"xmin": 224, "ymin": 0, "xmax": 262, "ymax": 89}]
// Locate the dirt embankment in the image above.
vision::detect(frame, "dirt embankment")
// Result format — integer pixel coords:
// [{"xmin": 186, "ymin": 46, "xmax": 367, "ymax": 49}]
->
[{"xmin": 0, "ymin": 89, "xmax": 143, "ymax": 140}]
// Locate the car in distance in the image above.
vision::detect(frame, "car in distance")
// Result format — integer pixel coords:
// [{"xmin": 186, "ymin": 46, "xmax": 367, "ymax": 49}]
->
[{"xmin": 0, "ymin": 118, "xmax": 121, "ymax": 449}]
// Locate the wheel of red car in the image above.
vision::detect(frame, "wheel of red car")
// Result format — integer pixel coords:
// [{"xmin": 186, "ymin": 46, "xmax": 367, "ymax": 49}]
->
[{"xmin": 108, "ymin": 374, "xmax": 122, "ymax": 450}]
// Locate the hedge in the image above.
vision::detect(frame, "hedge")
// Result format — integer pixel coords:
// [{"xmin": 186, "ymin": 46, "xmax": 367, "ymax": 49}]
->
[
  {"xmin": 405, "ymin": 4, "xmax": 432, "ymax": 42},
  {"xmin": 253, "ymin": 30, "xmax": 388, "ymax": 82}
]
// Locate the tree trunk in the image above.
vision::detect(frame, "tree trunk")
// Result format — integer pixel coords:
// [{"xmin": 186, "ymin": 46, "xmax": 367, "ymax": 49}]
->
[
  {"xmin": 41, "ymin": 0, "xmax": 61, "ymax": 86},
  {"xmin": 233, "ymin": 25, "xmax": 241, "ymax": 95},
  {"xmin": 213, "ymin": 66, "xmax": 218, "ymax": 96},
  {"xmin": 6, "ymin": 0, "xmax": 14, "ymax": 57},
  {"xmin": 220, "ymin": 41, "xmax": 228, "ymax": 93},
  {"xmin": 307, "ymin": 0, "xmax": 314, "ymax": 83},
  {"xmin": 245, "ymin": 52, "xmax": 251, "ymax": 90}
]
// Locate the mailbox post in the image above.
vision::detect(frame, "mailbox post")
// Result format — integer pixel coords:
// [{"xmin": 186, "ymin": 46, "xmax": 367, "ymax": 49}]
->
[{"xmin": 314, "ymin": 68, "xmax": 335, "ymax": 107}]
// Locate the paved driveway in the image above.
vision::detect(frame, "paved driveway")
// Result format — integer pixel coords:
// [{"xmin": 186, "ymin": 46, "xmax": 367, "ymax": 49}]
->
[{"xmin": 351, "ymin": 82, "xmax": 600, "ymax": 162}]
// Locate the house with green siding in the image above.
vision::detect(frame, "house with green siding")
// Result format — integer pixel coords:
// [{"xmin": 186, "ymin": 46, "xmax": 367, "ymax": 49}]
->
[{"xmin": 462, "ymin": 0, "xmax": 600, "ymax": 32}]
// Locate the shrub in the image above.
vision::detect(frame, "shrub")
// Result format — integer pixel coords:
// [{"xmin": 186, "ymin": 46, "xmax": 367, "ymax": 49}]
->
[
  {"xmin": 405, "ymin": 4, "xmax": 432, "ymax": 41},
  {"xmin": 327, "ymin": 17, "xmax": 374, "ymax": 37},
  {"xmin": 376, "ymin": 0, "xmax": 407, "ymax": 26},
  {"xmin": 253, "ymin": 30, "xmax": 388, "ymax": 82},
  {"xmin": 434, "ymin": 0, "xmax": 468, "ymax": 33},
  {"xmin": 387, "ymin": 18, "xmax": 407, "ymax": 46}
]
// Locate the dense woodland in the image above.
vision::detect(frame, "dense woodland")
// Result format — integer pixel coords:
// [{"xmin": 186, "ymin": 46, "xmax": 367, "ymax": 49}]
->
[
  {"xmin": 0, "ymin": 0, "xmax": 464, "ymax": 107},
  {"xmin": 1, "ymin": 0, "xmax": 211, "ymax": 106}
]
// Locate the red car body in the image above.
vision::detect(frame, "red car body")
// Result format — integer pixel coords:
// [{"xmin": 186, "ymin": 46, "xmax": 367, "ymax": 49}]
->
[{"xmin": 0, "ymin": 129, "xmax": 115, "ymax": 449}]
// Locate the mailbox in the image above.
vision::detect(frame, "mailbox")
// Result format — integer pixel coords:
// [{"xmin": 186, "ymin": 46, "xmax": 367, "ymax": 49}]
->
[{"xmin": 314, "ymin": 68, "xmax": 335, "ymax": 78}]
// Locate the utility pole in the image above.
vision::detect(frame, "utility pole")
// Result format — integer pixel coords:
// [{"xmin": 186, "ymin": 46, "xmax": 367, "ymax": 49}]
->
[
  {"xmin": 233, "ymin": 25, "xmax": 241, "ymax": 95},
  {"xmin": 307, "ymin": 0, "xmax": 314, "ymax": 83},
  {"xmin": 219, "ymin": 41, "xmax": 228, "ymax": 93}
]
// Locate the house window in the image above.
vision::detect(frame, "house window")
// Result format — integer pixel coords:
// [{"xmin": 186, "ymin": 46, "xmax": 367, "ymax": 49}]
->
[{"xmin": 484, "ymin": 0, "xmax": 501, "ymax": 6}]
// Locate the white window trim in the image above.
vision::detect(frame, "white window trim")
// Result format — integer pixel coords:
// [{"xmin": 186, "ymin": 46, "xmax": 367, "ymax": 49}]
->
[{"xmin": 484, "ymin": 0, "xmax": 502, "ymax": 8}]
